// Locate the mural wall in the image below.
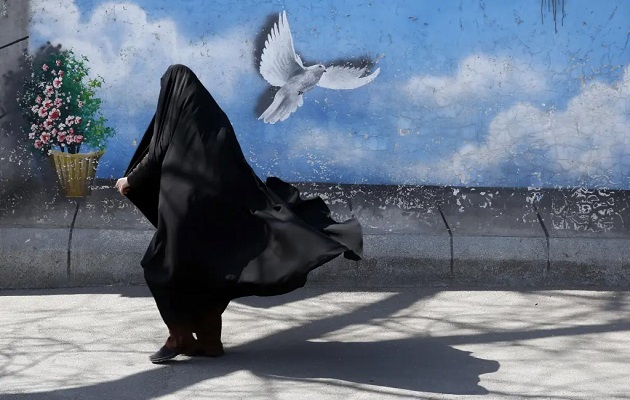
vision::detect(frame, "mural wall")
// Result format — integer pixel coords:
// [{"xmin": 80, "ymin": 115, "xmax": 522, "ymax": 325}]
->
[{"xmin": 2, "ymin": 0, "xmax": 630, "ymax": 190}]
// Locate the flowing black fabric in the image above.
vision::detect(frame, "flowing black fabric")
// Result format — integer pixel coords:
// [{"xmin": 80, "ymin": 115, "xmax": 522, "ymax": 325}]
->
[{"xmin": 124, "ymin": 65, "xmax": 362, "ymax": 327}]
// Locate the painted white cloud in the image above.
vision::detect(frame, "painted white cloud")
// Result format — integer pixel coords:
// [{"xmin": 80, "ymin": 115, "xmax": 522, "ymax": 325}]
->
[
  {"xmin": 391, "ymin": 53, "xmax": 553, "ymax": 156},
  {"xmin": 411, "ymin": 64, "xmax": 630, "ymax": 187},
  {"xmin": 288, "ymin": 126, "xmax": 377, "ymax": 164},
  {"xmin": 403, "ymin": 54, "xmax": 548, "ymax": 107},
  {"xmin": 277, "ymin": 123, "xmax": 396, "ymax": 182},
  {"xmin": 30, "ymin": 0, "xmax": 255, "ymax": 111}
]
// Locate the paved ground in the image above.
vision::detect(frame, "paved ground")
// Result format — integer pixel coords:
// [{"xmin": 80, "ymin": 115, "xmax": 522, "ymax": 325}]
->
[{"xmin": 0, "ymin": 286, "xmax": 629, "ymax": 399}]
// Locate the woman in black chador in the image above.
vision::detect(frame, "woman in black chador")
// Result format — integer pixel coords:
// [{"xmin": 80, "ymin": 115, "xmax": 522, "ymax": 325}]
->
[{"xmin": 115, "ymin": 64, "xmax": 362, "ymax": 364}]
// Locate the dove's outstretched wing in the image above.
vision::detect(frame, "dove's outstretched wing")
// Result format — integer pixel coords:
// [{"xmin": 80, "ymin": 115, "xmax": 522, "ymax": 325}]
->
[
  {"xmin": 317, "ymin": 66, "xmax": 381, "ymax": 90},
  {"xmin": 259, "ymin": 11, "xmax": 304, "ymax": 87}
]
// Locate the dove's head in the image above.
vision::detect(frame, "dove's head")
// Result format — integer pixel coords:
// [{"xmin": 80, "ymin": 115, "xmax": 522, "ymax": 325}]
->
[{"xmin": 306, "ymin": 64, "xmax": 327, "ymax": 78}]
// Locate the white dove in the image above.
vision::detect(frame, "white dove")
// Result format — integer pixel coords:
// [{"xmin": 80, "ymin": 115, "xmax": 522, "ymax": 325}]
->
[{"xmin": 258, "ymin": 10, "xmax": 381, "ymax": 124}]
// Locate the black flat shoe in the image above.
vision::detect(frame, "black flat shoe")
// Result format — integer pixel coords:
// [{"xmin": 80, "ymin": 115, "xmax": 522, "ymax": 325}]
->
[{"xmin": 149, "ymin": 345, "xmax": 180, "ymax": 364}]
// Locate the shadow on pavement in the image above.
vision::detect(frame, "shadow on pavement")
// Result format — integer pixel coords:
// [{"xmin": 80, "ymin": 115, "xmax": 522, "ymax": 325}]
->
[
  {"xmin": 0, "ymin": 339, "xmax": 498, "ymax": 399},
  {"xmin": 0, "ymin": 289, "xmax": 500, "ymax": 398},
  {"xmin": 235, "ymin": 338, "xmax": 499, "ymax": 395}
]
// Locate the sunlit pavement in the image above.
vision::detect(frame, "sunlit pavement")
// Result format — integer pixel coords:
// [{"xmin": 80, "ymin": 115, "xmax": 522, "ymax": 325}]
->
[{"xmin": 1, "ymin": 286, "xmax": 629, "ymax": 399}]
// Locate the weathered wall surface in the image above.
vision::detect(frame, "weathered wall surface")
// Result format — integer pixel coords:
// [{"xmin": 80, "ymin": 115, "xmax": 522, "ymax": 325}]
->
[
  {"xmin": 0, "ymin": 1, "xmax": 27, "ymax": 114},
  {"xmin": 0, "ymin": 0, "xmax": 33, "ymax": 200},
  {"xmin": 8, "ymin": 0, "xmax": 629, "ymax": 189},
  {"xmin": 0, "ymin": 0, "xmax": 629, "ymax": 289}
]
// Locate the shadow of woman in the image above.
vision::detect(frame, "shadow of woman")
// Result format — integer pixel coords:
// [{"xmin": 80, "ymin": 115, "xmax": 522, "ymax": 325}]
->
[
  {"xmin": 231, "ymin": 337, "xmax": 499, "ymax": 395},
  {"xmin": 1, "ymin": 336, "xmax": 498, "ymax": 399}
]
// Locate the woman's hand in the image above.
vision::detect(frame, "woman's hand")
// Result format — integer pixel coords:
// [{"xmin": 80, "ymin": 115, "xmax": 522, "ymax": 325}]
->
[{"xmin": 115, "ymin": 177, "xmax": 130, "ymax": 196}]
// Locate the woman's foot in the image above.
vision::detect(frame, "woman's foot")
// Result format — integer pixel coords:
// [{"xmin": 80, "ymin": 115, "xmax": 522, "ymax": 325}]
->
[
  {"xmin": 193, "ymin": 304, "xmax": 228, "ymax": 357},
  {"xmin": 150, "ymin": 326, "xmax": 198, "ymax": 363},
  {"xmin": 197, "ymin": 340, "xmax": 225, "ymax": 357},
  {"xmin": 149, "ymin": 345, "xmax": 180, "ymax": 363}
]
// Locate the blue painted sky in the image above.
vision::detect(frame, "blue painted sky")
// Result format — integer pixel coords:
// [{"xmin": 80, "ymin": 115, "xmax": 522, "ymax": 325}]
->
[{"xmin": 29, "ymin": 0, "xmax": 630, "ymax": 188}]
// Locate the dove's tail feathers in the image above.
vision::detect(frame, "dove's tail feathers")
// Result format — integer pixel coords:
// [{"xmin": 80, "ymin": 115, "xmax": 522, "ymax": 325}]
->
[
  {"xmin": 258, "ymin": 95, "xmax": 284, "ymax": 124},
  {"xmin": 258, "ymin": 91, "xmax": 302, "ymax": 124}
]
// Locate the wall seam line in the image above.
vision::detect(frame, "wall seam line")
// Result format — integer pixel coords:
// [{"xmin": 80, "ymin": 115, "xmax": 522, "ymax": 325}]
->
[
  {"xmin": 67, "ymin": 201, "xmax": 80, "ymax": 282},
  {"xmin": 533, "ymin": 202, "xmax": 551, "ymax": 271},
  {"xmin": 437, "ymin": 205, "xmax": 454, "ymax": 274},
  {"xmin": 0, "ymin": 35, "xmax": 29, "ymax": 51}
]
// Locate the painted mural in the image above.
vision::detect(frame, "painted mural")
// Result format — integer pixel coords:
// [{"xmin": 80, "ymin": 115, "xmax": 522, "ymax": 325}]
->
[
  {"xmin": 5, "ymin": 0, "xmax": 630, "ymax": 190},
  {"xmin": 258, "ymin": 11, "xmax": 380, "ymax": 124}
]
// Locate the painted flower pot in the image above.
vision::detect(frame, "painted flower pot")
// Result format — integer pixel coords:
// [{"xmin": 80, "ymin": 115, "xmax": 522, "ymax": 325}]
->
[{"xmin": 49, "ymin": 149, "xmax": 104, "ymax": 198}]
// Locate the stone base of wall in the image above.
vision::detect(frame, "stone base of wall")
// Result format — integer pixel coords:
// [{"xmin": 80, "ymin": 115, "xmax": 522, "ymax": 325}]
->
[{"xmin": 1, "ymin": 180, "xmax": 628, "ymax": 289}]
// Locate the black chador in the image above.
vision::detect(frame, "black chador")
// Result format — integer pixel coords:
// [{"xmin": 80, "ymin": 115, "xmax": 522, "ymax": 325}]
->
[{"xmin": 123, "ymin": 64, "xmax": 362, "ymax": 363}]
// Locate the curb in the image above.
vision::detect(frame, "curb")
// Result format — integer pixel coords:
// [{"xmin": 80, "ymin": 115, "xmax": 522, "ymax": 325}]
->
[
  {"xmin": 2, "ymin": 227, "xmax": 629, "ymax": 289},
  {"xmin": 1, "ymin": 182, "xmax": 629, "ymax": 289}
]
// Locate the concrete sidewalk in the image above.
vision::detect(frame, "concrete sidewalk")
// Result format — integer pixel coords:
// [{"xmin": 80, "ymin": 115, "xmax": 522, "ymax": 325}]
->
[{"xmin": 0, "ymin": 286, "xmax": 629, "ymax": 399}]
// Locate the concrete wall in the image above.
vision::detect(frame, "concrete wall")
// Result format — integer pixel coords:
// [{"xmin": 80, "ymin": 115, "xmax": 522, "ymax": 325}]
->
[
  {"xmin": 0, "ymin": 1, "xmax": 28, "ymax": 111},
  {"xmin": 10, "ymin": 0, "xmax": 630, "ymax": 189},
  {"xmin": 0, "ymin": 1, "xmax": 629, "ymax": 289},
  {"xmin": 0, "ymin": 0, "xmax": 32, "ymax": 199},
  {"xmin": 1, "ymin": 180, "xmax": 629, "ymax": 289}
]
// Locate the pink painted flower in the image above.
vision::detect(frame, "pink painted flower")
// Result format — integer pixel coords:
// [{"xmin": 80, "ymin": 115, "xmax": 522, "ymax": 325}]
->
[
  {"xmin": 34, "ymin": 140, "xmax": 43, "ymax": 149},
  {"xmin": 56, "ymin": 60, "xmax": 62, "ymax": 67},
  {"xmin": 65, "ymin": 116, "xmax": 74, "ymax": 126},
  {"xmin": 68, "ymin": 128, "xmax": 75, "ymax": 135},
  {"xmin": 54, "ymin": 98, "xmax": 63, "ymax": 107},
  {"xmin": 40, "ymin": 132, "xmax": 51, "ymax": 144},
  {"xmin": 42, "ymin": 99, "xmax": 53, "ymax": 109},
  {"xmin": 75, "ymin": 117, "xmax": 82, "ymax": 124},
  {"xmin": 75, "ymin": 135, "xmax": 84, "ymax": 144},
  {"xmin": 35, "ymin": 96, "xmax": 42, "ymax": 104},
  {"xmin": 77, "ymin": 101, "xmax": 84, "ymax": 108},
  {"xmin": 31, "ymin": 105, "xmax": 39, "ymax": 114},
  {"xmin": 38, "ymin": 108, "xmax": 48, "ymax": 118},
  {"xmin": 58, "ymin": 133, "xmax": 66, "ymax": 142},
  {"xmin": 42, "ymin": 64, "xmax": 49, "ymax": 71},
  {"xmin": 53, "ymin": 77, "xmax": 62, "ymax": 89},
  {"xmin": 51, "ymin": 70, "xmax": 57, "ymax": 76},
  {"xmin": 51, "ymin": 128, "xmax": 59, "ymax": 137},
  {"xmin": 58, "ymin": 70, "xmax": 64, "ymax": 77},
  {"xmin": 45, "ymin": 86, "xmax": 54, "ymax": 96},
  {"xmin": 42, "ymin": 119, "xmax": 53, "ymax": 130},
  {"xmin": 66, "ymin": 135, "xmax": 75, "ymax": 144},
  {"xmin": 49, "ymin": 108, "xmax": 60, "ymax": 120}
]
